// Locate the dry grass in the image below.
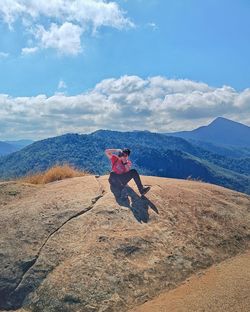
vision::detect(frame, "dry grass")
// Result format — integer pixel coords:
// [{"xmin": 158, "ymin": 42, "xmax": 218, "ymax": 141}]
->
[
  {"xmin": 186, "ymin": 175, "xmax": 204, "ymax": 182},
  {"xmin": 20, "ymin": 164, "xmax": 90, "ymax": 184}
]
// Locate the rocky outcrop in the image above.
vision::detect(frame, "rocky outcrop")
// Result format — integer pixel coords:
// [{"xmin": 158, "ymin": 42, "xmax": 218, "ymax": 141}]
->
[{"xmin": 0, "ymin": 175, "xmax": 249, "ymax": 312}]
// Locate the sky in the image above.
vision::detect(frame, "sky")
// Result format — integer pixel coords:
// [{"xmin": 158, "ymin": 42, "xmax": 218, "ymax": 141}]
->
[{"xmin": 0, "ymin": 0, "xmax": 250, "ymax": 140}]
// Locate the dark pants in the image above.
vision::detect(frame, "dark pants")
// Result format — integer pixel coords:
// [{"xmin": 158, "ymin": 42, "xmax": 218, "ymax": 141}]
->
[{"xmin": 108, "ymin": 169, "xmax": 143, "ymax": 194}]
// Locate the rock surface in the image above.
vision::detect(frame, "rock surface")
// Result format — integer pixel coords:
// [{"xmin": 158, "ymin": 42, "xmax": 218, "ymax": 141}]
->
[
  {"xmin": 0, "ymin": 175, "xmax": 249, "ymax": 312},
  {"xmin": 129, "ymin": 250, "xmax": 250, "ymax": 312}
]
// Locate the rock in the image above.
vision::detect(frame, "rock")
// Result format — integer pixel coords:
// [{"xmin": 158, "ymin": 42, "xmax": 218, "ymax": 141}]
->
[{"xmin": 0, "ymin": 175, "xmax": 249, "ymax": 312}]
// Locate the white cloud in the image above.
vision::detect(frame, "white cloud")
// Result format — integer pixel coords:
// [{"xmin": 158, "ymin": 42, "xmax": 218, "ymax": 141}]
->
[
  {"xmin": 0, "ymin": 0, "xmax": 133, "ymax": 55},
  {"xmin": 35, "ymin": 22, "xmax": 83, "ymax": 55},
  {"xmin": 235, "ymin": 88, "xmax": 250, "ymax": 111},
  {"xmin": 58, "ymin": 80, "xmax": 67, "ymax": 89},
  {"xmin": 0, "ymin": 0, "xmax": 25, "ymax": 26},
  {"xmin": 162, "ymin": 85, "xmax": 238, "ymax": 119},
  {"xmin": 95, "ymin": 75, "xmax": 149, "ymax": 94},
  {"xmin": 0, "ymin": 52, "xmax": 9, "ymax": 58},
  {"xmin": 147, "ymin": 22, "xmax": 158, "ymax": 30},
  {"xmin": 21, "ymin": 46, "xmax": 38, "ymax": 55},
  {"xmin": 0, "ymin": 75, "xmax": 249, "ymax": 140},
  {"xmin": 0, "ymin": 0, "xmax": 133, "ymax": 28}
]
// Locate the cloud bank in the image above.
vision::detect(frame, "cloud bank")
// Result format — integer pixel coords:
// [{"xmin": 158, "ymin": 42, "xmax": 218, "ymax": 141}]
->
[
  {"xmin": 0, "ymin": 0, "xmax": 133, "ymax": 55},
  {"xmin": 0, "ymin": 75, "xmax": 249, "ymax": 140}
]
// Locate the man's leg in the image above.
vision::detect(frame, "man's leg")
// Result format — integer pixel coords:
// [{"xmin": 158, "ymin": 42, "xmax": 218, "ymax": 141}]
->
[
  {"xmin": 108, "ymin": 172, "xmax": 125, "ymax": 197},
  {"xmin": 119, "ymin": 169, "xmax": 144, "ymax": 193},
  {"xmin": 111, "ymin": 172, "xmax": 126, "ymax": 187},
  {"xmin": 120, "ymin": 169, "xmax": 151, "ymax": 195}
]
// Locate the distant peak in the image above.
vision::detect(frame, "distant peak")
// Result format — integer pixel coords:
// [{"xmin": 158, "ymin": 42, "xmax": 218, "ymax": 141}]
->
[
  {"xmin": 212, "ymin": 116, "xmax": 232, "ymax": 123},
  {"xmin": 209, "ymin": 116, "xmax": 245, "ymax": 126},
  {"xmin": 205, "ymin": 117, "xmax": 250, "ymax": 132}
]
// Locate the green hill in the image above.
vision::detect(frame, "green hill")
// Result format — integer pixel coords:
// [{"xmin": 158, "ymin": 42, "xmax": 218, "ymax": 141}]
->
[{"xmin": 0, "ymin": 130, "xmax": 249, "ymax": 194}]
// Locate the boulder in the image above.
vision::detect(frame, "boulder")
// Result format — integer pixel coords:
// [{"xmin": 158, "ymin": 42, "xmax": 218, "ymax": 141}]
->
[{"xmin": 0, "ymin": 175, "xmax": 249, "ymax": 311}]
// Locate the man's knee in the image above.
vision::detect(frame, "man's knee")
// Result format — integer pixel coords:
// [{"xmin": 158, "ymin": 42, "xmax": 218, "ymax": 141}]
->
[{"xmin": 130, "ymin": 168, "xmax": 138, "ymax": 175}]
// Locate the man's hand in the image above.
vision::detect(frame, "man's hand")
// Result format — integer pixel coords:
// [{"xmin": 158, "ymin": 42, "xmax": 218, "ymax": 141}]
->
[
  {"xmin": 122, "ymin": 157, "xmax": 131, "ymax": 170},
  {"xmin": 105, "ymin": 148, "xmax": 122, "ymax": 159}
]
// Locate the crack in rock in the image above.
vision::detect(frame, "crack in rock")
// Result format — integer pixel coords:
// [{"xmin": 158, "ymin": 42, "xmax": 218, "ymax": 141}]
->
[{"xmin": 7, "ymin": 185, "xmax": 106, "ymax": 310}]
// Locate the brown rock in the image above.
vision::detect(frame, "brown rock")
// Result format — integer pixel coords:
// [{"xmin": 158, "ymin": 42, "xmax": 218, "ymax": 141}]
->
[{"xmin": 0, "ymin": 175, "xmax": 249, "ymax": 312}]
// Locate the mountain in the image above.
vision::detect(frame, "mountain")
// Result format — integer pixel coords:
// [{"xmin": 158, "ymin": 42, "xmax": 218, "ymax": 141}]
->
[
  {"xmin": 187, "ymin": 139, "xmax": 250, "ymax": 158},
  {"xmin": 0, "ymin": 139, "xmax": 34, "ymax": 156},
  {"xmin": 0, "ymin": 141, "xmax": 17, "ymax": 156},
  {"xmin": 0, "ymin": 175, "xmax": 249, "ymax": 310},
  {"xmin": 5, "ymin": 139, "xmax": 34, "ymax": 149},
  {"xmin": 165, "ymin": 117, "xmax": 250, "ymax": 147},
  {"xmin": 0, "ymin": 130, "xmax": 250, "ymax": 195}
]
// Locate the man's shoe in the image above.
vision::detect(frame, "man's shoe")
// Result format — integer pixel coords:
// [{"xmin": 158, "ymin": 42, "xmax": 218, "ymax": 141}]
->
[{"xmin": 140, "ymin": 186, "xmax": 151, "ymax": 195}]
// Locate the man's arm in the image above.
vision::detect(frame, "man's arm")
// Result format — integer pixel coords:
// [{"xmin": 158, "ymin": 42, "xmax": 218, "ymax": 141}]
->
[{"xmin": 105, "ymin": 148, "xmax": 122, "ymax": 159}]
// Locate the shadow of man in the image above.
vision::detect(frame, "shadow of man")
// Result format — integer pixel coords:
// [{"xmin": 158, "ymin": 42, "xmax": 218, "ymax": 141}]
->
[{"xmin": 110, "ymin": 184, "xmax": 159, "ymax": 223}]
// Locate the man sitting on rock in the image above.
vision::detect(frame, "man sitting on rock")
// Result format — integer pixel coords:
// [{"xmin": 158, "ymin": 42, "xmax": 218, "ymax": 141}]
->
[{"xmin": 105, "ymin": 148, "xmax": 151, "ymax": 198}]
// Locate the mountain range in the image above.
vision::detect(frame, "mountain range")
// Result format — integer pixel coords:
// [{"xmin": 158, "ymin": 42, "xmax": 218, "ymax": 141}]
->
[
  {"xmin": 165, "ymin": 116, "xmax": 250, "ymax": 148},
  {"xmin": 0, "ymin": 140, "xmax": 33, "ymax": 156},
  {"xmin": 0, "ymin": 117, "xmax": 249, "ymax": 195}
]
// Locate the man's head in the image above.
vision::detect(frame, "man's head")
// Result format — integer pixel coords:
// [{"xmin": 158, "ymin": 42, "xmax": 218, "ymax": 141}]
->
[
  {"xmin": 122, "ymin": 148, "xmax": 131, "ymax": 156},
  {"xmin": 118, "ymin": 148, "xmax": 131, "ymax": 159}
]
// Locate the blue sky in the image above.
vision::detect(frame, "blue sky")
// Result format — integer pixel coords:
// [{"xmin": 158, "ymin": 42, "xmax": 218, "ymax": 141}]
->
[{"xmin": 0, "ymin": 0, "xmax": 250, "ymax": 140}]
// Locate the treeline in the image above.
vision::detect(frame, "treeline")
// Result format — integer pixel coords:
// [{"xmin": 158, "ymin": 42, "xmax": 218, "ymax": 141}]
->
[{"xmin": 0, "ymin": 130, "xmax": 249, "ymax": 195}]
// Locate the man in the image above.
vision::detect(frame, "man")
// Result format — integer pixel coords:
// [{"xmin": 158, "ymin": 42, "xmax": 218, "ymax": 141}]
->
[{"xmin": 105, "ymin": 148, "xmax": 151, "ymax": 198}]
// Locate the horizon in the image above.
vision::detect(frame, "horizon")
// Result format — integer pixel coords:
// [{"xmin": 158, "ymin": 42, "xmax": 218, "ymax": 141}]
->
[
  {"xmin": 0, "ymin": 1, "xmax": 250, "ymax": 140},
  {"xmin": 1, "ymin": 116, "xmax": 249, "ymax": 142}
]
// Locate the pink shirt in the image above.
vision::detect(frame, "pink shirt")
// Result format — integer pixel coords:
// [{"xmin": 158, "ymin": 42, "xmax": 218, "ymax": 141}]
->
[{"xmin": 111, "ymin": 154, "xmax": 132, "ymax": 174}]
